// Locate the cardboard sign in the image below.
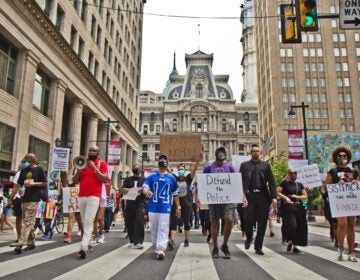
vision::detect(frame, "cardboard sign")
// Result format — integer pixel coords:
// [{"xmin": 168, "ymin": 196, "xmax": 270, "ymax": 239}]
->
[
  {"xmin": 197, "ymin": 173, "xmax": 243, "ymax": 204},
  {"xmin": 160, "ymin": 133, "xmax": 202, "ymax": 162},
  {"xmin": 62, "ymin": 186, "xmax": 80, "ymax": 213},
  {"xmin": 295, "ymin": 164, "xmax": 322, "ymax": 190},
  {"xmin": 327, "ymin": 183, "xmax": 360, "ymax": 218},
  {"xmin": 51, "ymin": 147, "xmax": 70, "ymax": 171}
]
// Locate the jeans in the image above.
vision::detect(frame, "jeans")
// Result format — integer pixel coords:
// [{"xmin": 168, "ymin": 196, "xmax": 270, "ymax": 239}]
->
[{"xmin": 104, "ymin": 206, "xmax": 113, "ymax": 231}]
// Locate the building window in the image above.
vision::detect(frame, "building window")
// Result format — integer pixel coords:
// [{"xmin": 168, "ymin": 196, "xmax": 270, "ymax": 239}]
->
[
  {"xmin": 156, "ymin": 125, "xmax": 161, "ymax": 135},
  {"xmin": 345, "ymin": 93, "xmax": 352, "ymax": 102},
  {"xmin": 91, "ymin": 16, "xmax": 96, "ymax": 38},
  {"xmin": 94, "ymin": 60, "xmax": 99, "ymax": 78},
  {"xmin": 44, "ymin": 0, "xmax": 53, "ymax": 15},
  {"xmin": 0, "ymin": 36, "xmax": 18, "ymax": 95},
  {"xmin": 289, "ymin": 93, "xmax": 296, "ymax": 102},
  {"xmin": 96, "ymin": 26, "xmax": 102, "ymax": 47},
  {"xmin": 143, "ymin": 125, "xmax": 148, "ymax": 135},
  {"xmin": 338, "ymin": 93, "xmax": 344, "ymax": 102},
  {"xmin": 28, "ymin": 135, "xmax": 50, "ymax": 171},
  {"xmin": 33, "ymin": 69, "xmax": 50, "ymax": 116},
  {"xmin": 322, "ymin": 109, "xmax": 328, "ymax": 118},
  {"xmin": 88, "ymin": 51, "xmax": 93, "ymax": 70},
  {"xmin": 56, "ymin": 6, "xmax": 64, "ymax": 30},
  {"xmin": 307, "ymin": 109, "xmax": 313, "ymax": 118},
  {"xmin": 314, "ymin": 109, "xmax": 320, "ymax": 118},
  {"xmin": 0, "ymin": 122, "xmax": 15, "ymax": 167},
  {"xmin": 196, "ymin": 84, "xmax": 203, "ymax": 98},
  {"xmin": 321, "ymin": 93, "xmax": 327, "ymax": 102},
  {"xmin": 191, "ymin": 118, "xmax": 196, "ymax": 132},
  {"xmin": 306, "ymin": 93, "xmax": 312, "ymax": 102},
  {"xmin": 78, "ymin": 37, "xmax": 84, "ymax": 57},
  {"xmin": 70, "ymin": 25, "xmax": 77, "ymax": 48},
  {"xmin": 347, "ymin": 108, "xmax": 353, "ymax": 118},
  {"xmin": 81, "ymin": 0, "xmax": 87, "ymax": 22},
  {"xmin": 340, "ymin": 109, "xmax": 345, "ymax": 118}
]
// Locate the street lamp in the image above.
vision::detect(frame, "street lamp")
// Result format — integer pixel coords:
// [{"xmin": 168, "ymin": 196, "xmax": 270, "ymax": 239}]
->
[
  {"xmin": 104, "ymin": 118, "xmax": 121, "ymax": 163},
  {"xmin": 140, "ymin": 152, "xmax": 150, "ymax": 177},
  {"xmin": 288, "ymin": 102, "xmax": 316, "ymax": 222}
]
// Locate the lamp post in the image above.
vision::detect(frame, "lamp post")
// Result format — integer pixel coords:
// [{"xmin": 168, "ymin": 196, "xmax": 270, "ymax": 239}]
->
[
  {"xmin": 288, "ymin": 102, "xmax": 316, "ymax": 222},
  {"xmin": 104, "ymin": 118, "xmax": 121, "ymax": 163},
  {"xmin": 140, "ymin": 152, "xmax": 150, "ymax": 177}
]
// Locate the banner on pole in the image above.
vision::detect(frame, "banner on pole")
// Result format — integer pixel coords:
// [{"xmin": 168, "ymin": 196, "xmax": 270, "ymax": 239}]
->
[
  {"xmin": 108, "ymin": 140, "xmax": 121, "ymax": 166},
  {"xmin": 288, "ymin": 129, "xmax": 304, "ymax": 159}
]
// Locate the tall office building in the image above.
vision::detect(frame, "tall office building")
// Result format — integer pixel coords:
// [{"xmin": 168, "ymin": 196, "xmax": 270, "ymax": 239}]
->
[
  {"xmin": 253, "ymin": 1, "xmax": 360, "ymax": 164},
  {"xmin": 0, "ymin": 0, "xmax": 145, "ymax": 187}
]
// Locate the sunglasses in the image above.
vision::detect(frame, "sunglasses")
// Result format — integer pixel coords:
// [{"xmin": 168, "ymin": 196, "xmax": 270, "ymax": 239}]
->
[
  {"xmin": 289, "ymin": 172, "xmax": 297, "ymax": 174},
  {"xmin": 337, "ymin": 154, "xmax": 347, "ymax": 157}
]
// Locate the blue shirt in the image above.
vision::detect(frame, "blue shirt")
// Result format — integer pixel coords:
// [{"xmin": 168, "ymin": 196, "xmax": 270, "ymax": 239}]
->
[{"xmin": 142, "ymin": 171, "xmax": 178, "ymax": 214}]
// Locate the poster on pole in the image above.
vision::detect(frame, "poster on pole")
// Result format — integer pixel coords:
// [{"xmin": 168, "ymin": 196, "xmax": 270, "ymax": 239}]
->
[
  {"xmin": 51, "ymin": 147, "xmax": 70, "ymax": 171},
  {"xmin": 327, "ymin": 183, "xmax": 360, "ymax": 218},
  {"xmin": 294, "ymin": 164, "xmax": 322, "ymax": 189},
  {"xmin": 197, "ymin": 173, "xmax": 243, "ymax": 204},
  {"xmin": 62, "ymin": 186, "xmax": 80, "ymax": 213},
  {"xmin": 108, "ymin": 140, "xmax": 121, "ymax": 166}
]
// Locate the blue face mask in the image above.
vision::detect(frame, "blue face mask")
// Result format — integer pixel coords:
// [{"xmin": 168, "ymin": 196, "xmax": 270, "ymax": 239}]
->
[
  {"xmin": 23, "ymin": 162, "xmax": 30, "ymax": 168},
  {"xmin": 49, "ymin": 185, "xmax": 54, "ymax": 190},
  {"xmin": 178, "ymin": 170, "xmax": 185, "ymax": 177}
]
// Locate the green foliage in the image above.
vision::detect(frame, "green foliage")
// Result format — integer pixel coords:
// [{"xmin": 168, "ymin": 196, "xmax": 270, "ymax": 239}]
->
[
  {"xmin": 268, "ymin": 151, "xmax": 289, "ymax": 186},
  {"xmin": 312, "ymin": 195, "xmax": 324, "ymax": 206}
]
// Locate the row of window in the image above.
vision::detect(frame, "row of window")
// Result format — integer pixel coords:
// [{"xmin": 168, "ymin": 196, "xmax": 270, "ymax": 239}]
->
[{"xmin": 284, "ymin": 108, "xmax": 353, "ymax": 119}]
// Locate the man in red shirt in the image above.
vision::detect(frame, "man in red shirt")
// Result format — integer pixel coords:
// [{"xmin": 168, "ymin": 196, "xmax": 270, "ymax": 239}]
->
[{"xmin": 73, "ymin": 146, "xmax": 108, "ymax": 259}]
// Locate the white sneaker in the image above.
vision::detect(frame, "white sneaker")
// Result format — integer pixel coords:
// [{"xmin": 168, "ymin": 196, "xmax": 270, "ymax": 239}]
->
[
  {"xmin": 128, "ymin": 243, "xmax": 134, "ymax": 248},
  {"xmin": 337, "ymin": 249, "xmax": 343, "ymax": 261},
  {"xmin": 348, "ymin": 254, "xmax": 358, "ymax": 262},
  {"xmin": 133, "ymin": 243, "xmax": 144, "ymax": 249},
  {"xmin": 156, "ymin": 251, "xmax": 165, "ymax": 260},
  {"xmin": 97, "ymin": 234, "xmax": 105, "ymax": 243}
]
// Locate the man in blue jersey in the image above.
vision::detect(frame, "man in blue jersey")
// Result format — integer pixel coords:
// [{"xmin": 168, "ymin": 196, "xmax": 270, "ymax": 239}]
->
[{"xmin": 142, "ymin": 154, "xmax": 180, "ymax": 260}]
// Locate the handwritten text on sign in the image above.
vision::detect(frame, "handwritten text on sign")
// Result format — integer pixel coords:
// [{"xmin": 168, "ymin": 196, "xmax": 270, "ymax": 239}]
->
[
  {"xmin": 327, "ymin": 183, "xmax": 360, "ymax": 218},
  {"xmin": 62, "ymin": 186, "xmax": 80, "ymax": 213},
  {"xmin": 197, "ymin": 173, "xmax": 243, "ymax": 204},
  {"xmin": 295, "ymin": 164, "xmax": 322, "ymax": 189}
]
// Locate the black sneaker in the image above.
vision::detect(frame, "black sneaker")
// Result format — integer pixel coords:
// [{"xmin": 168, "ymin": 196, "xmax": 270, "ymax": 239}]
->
[
  {"xmin": 167, "ymin": 239, "xmax": 175, "ymax": 251},
  {"xmin": 184, "ymin": 240, "xmax": 189, "ymax": 247},
  {"xmin": 220, "ymin": 244, "xmax": 231, "ymax": 259},
  {"xmin": 14, "ymin": 245, "xmax": 22, "ymax": 254},
  {"xmin": 292, "ymin": 248, "xmax": 303, "ymax": 254},
  {"xmin": 287, "ymin": 243, "xmax": 292, "ymax": 253},
  {"xmin": 255, "ymin": 250, "xmax": 265, "ymax": 255},
  {"xmin": 212, "ymin": 246, "xmax": 219, "ymax": 258},
  {"xmin": 245, "ymin": 238, "xmax": 252, "ymax": 250},
  {"xmin": 24, "ymin": 244, "xmax": 35, "ymax": 251},
  {"xmin": 79, "ymin": 249, "xmax": 86, "ymax": 259}
]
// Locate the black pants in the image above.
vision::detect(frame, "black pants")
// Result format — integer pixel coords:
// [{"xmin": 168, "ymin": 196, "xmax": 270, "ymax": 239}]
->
[
  {"xmin": 124, "ymin": 205, "xmax": 145, "ymax": 244},
  {"xmin": 237, "ymin": 204, "xmax": 246, "ymax": 232},
  {"xmin": 282, "ymin": 206, "xmax": 308, "ymax": 246},
  {"xmin": 170, "ymin": 204, "xmax": 192, "ymax": 231},
  {"xmin": 199, "ymin": 209, "xmax": 210, "ymax": 232},
  {"xmin": 244, "ymin": 191, "xmax": 270, "ymax": 251}
]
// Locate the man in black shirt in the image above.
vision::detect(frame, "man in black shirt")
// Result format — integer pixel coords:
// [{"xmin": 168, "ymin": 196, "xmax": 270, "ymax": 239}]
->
[
  {"xmin": 14, "ymin": 153, "xmax": 47, "ymax": 254},
  {"xmin": 240, "ymin": 147, "xmax": 277, "ymax": 255},
  {"xmin": 122, "ymin": 164, "xmax": 146, "ymax": 249}
]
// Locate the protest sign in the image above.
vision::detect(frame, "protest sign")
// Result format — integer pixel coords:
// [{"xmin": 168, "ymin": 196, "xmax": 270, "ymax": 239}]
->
[
  {"xmin": 327, "ymin": 182, "xmax": 360, "ymax": 218},
  {"xmin": 63, "ymin": 186, "xmax": 80, "ymax": 213},
  {"xmin": 51, "ymin": 147, "xmax": 70, "ymax": 171},
  {"xmin": 197, "ymin": 173, "xmax": 243, "ymax": 204},
  {"xmin": 295, "ymin": 164, "xmax": 322, "ymax": 189}
]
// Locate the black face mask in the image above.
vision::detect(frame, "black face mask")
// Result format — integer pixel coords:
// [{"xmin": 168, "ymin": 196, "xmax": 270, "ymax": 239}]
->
[
  {"xmin": 88, "ymin": 154, "xmax": 97, "ymax": 161},
  {"xmin": 132, "ymin": 169, "xmax": 140, "ymax": 175},
  {"xmin": 158, "ymin": 160, "xmax": 168, "ymax": 168},
  {"xmin": 216, "ymin": 152, "xmax": 226, "ymax": 161}
]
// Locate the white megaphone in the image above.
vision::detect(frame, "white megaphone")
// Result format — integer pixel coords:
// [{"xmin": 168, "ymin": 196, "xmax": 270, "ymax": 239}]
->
[{"xmin": 73, "ymin": 156, "xmax": 87, "ymax": 170}]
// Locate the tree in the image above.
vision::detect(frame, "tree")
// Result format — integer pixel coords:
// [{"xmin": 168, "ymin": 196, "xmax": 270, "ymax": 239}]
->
[{"xmin": 268, "ymin": 152, "xmax": 289, "ymax": 186}]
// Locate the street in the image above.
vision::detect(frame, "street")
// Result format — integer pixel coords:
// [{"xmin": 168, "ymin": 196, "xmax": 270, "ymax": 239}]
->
[{"xmin": 0, "ymin": 220, "xmax": 359, "ymax": 280}]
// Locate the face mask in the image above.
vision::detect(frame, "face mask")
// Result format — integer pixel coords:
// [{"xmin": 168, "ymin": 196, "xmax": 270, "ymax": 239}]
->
[
  {"xmin": 158, "ymin": 160, "xmax": 168, "ymax": 168},
  {"xmin": 132, "ymin": 169, "xmax": 140, "ymax": 175},
  {"xmin": 216, "ymin": 152, "xmax": 226, "ymax": 161},
  {"xmin": 337, "ymin": 157, "xmax": 347, "ymax": 165},
  {"xmin": 88, "ymin": 154, "xmax": 97, "ymax": 161},
  {"xmin": 23, "ymin": 162, "xmax": 30, "ymax": 168},
  {"xmin": 178, "ymin": 170, "xmax": 185, "ymax": 177},
  {"xmin": 18, "ymin": 163, "xmax": 26, "ymax": 169},
  {"xmin": 49, "ymin": 185, "xmax": 54, "ymax": 190}
]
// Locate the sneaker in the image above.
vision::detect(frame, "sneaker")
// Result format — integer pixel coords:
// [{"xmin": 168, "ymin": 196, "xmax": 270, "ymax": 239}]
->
[
  {"xmin": 212, "ymin": 246, "xmax": 219, "ymax": 258},
  {"xmin": 79, "ymin": 249, "xmax": 86, "ymax": 259},
  {"xmin": 64, "ymin": 235, "xmax": 72, "ymax": 243},
  {"xmin": 133, "ymin": 243, "xmax": 144, "ymax": 249},
  {"xmin": 348, "ymin": 254, "xmax": 358, "ymax": 262},
  {"xmin": 220, "ymin": 244, "xmax": 231, "ymax": 259},
  {"xmin": 156, "ymin": 251, "xmax": 165, "ymax": 260},
  {"xmin": 97, "ymin": 234, "xmax": 105, "ymax": 243},
  {"xmin": 49, "ymin": 230, "xmax": 55, "ymax": 240},
  {"xmin": 24, "ymin": 243, "xmax": 35, "ymax": 251},
  {"xmin": 292, "ymin": 247, "xmax": 303, "ymax": 254},
  {"xmin": 41, "ymin": 234, "xmax": 48, "ymax": 241},
  {"xmin": 287, "ymin": 243, "xmax": 292, "ymax": 253},
  {"xmin": 128, "ymin": 243, "xmax": 134, "ymax": 248},
  {"xmin": 337, "ymin": 249, "xmax": 343, "ymax": 261},
  {"xmin": 9, "ymin": 240, "xmax": 19, "ymax": 247},
  {"xmin": 184, "ymin": 240, "xmax": 189, "ymax": 247},
  {"xmin": 245, "ymin": 238, "xmax": 252, "ymax": 250},
  {"xmin": 167, "ymin": 239, "xmax": 175, "ymax": 251},
  {"xmin": 14, "ymin": 245, "xmax": 23, "ymax": 254},
  {"xmin": 255, "ymin": 250, "xmax": 265, "ymax": 255},
  {"xmin": 270, "ymin": 231, "xmax": 275, "ymax": 237},
  {"xmin": 202, "ymin": 227, "xmax": 206, "ymax": 236}
]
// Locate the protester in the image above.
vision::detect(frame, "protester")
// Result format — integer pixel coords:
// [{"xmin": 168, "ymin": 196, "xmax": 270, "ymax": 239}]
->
[
  {"xmin": 322, "ymin": 145, "xmax": 359, "ymax": 262},
  {"xmin": 93, "ymin": 183, "xmax": 107, "ymax": 244},
  {"xmin": 168, "ymin": 153, "xmax": 201, "ymax": 249},
  {"xmin": 72, "ymin": 146, "xmax": 108, "ymax": 259},
  {"xmin": 203, "ymin": 147, "xmax": 242, "ymax": 259},
  {"xmin": 141, "ymin": 154, "xmax": 180, "ymax": 260},
  {"xmin": 1, "ymin": 188, "xmax": 15, "ymax": 233},
  {"xmin": 277, "ymin": 169, "xmax": 308, "ymax": 254},
  {"xmin": 122, "ymin": 164, "xmax": 146, "ymax": 249},
  {"xmin": 41, "ymin": 198, "xmax": 56, "ymax": 240},
  {"xmin": 104, "ymin": 184, "xmax": 117, "ymax": 233},
  {"xmin": 14, "ymin": 153, "xmax": 48, "ymax": 254},
  {"xmin": 240, "ymin": 146, "xmax": 277, "ymax": 255}
]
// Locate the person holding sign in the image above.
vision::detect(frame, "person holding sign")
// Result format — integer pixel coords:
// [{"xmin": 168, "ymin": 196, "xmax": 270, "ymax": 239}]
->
[
  {"xmin": 240, "ymin": 146, "xmax": 277, "ymax": 256},
  {"xmin": 72, "ymin": 146, "xmax": 108, "ymax": 259},
  {"xmin": 277, "ymin": 169, "xmax": 308, "ymax": 254},
  {"xmin": 141, "ymin": 154, "xmax": 180, "ymax": 260},
  {"xmin": 203, "ymin": 147, "xmax": 238, "ymax": 259},
  {"xmin": 322, "ymin": 146, "xmax": 359, "ymax": 262}
]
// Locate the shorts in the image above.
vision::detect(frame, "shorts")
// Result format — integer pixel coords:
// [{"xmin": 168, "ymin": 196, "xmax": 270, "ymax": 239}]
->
[
  {"xmin": 12, "ymin": 197, "xmax": 22, "ymax": 217},
  {"xmin": 209, "ymin": 204, "xmax": 234, "ymax": 220}
]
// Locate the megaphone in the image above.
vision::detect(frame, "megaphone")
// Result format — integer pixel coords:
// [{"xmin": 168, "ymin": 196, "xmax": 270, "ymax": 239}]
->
[{"xmin": 73, "ymin": 156, "xmax": 87, "ymax": 170}]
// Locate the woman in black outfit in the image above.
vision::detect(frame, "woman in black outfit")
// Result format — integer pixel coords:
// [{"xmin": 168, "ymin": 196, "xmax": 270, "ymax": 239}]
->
[{"xmin": 277, "ymin": 169, "xmax": 308, "ymax": 254}]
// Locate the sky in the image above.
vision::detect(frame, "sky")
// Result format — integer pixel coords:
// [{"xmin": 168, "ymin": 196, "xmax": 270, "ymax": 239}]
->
[{"xmin": 140, "ymin": 0, "xmax": 244, "ymax": 102}]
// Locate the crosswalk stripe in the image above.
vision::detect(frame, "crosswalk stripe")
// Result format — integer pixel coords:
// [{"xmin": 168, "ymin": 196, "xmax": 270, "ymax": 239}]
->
[
  {"xmin": 0, "ymin": 240, "xmax": 56, "ymax": 254},
  {"xmin": 238, "ymin": 245, "xmax": 326, "ymax": 280},
  {"xmin": 53, "ymin": 242, "xmax": 152, "ymax": 280},
  {"xmin": 0, "ymin": 242, "xmax": 81, "ymax": 277},
  {"xmin": 301, "ymin": 246, "xmax": 360, "ymax": 272},
  {"xmin": 165, "ymin": 243, "xmax": 219, "ymax": 280}
]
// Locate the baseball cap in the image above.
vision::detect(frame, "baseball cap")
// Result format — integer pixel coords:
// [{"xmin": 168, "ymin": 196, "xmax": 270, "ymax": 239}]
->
[
  {"xmin": 158, "ymin": 154, "xmax": 169, "ymax": 161},
  {"xmin": 215, "ymin": 147, "xmax": 226, "ymax": 155}
]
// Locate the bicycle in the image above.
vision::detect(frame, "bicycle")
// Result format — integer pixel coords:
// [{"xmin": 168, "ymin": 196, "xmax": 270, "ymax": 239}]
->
[{"xmin": 52, "ymin": 202, "xmax": 65, "ymax": 233}]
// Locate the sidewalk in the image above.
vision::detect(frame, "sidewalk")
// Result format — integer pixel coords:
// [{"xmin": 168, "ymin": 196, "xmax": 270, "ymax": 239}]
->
[{"xmin": 307, "ymin": 215, "xmax": 360, "ymax": 233}]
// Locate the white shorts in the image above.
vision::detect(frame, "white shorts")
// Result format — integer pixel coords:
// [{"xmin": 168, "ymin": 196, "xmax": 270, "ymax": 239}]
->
[{"xmin": 99, "ymin": 184, "xmax": 107, "ymax": 208}]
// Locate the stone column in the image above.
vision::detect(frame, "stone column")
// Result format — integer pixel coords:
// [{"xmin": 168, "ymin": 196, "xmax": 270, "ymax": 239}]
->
[
  {"xmin": 97, "ymin": 124, "xmax": 107, "ymax": 160},
  {"xmin": 51, "ymin": 79, "xmax": 67, "ymax": 141},
  {"xmin": 84, "ymin": 116, "xmax": 99, "ymax": 155},
  {"xmin": 67, "ymin": 102, "xmax": 83, "ymax": 158}
]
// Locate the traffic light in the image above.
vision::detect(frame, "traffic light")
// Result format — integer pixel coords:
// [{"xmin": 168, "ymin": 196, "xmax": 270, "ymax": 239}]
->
[
  {"xmin": 280, "ymin": 4, "xmax": 302, "ymax": 44},
  {"xmin": 296, "ymin": 0, "xmax": 318, "ymax": 31}
]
